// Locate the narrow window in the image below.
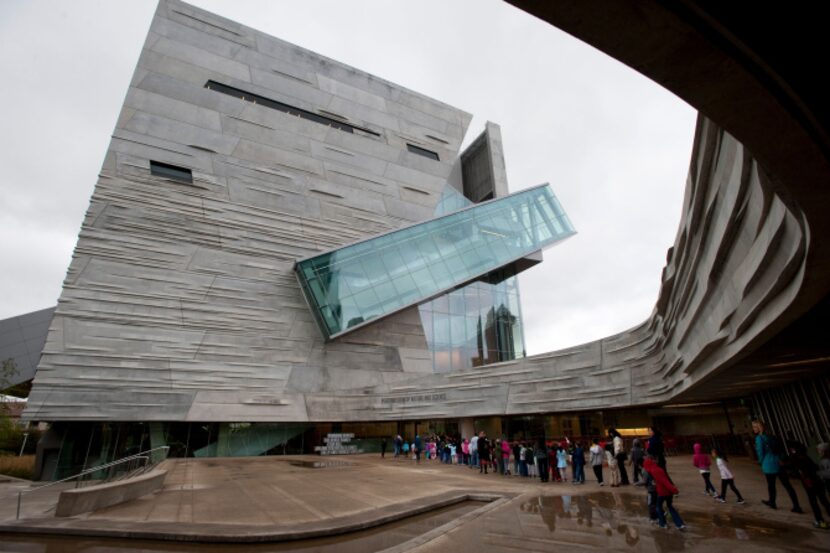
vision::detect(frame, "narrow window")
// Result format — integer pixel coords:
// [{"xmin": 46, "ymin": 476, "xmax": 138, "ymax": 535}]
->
[
  {"xmin": 150, "ymin": 160, "xmax": 193, "ymax": 183},
  {"xmin": 407, "ymin": 143, "xmax": 440, "ymax": 161},
  {"xmin": 204, "ymin": 80, "xmax": 380, "ymax": 137}
]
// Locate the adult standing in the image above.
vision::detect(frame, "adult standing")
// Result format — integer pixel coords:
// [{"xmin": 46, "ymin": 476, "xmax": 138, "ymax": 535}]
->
[
  {"xmin": 478, "ymin": 432, "xmax": 491, "ymax": 474},
  {"xmin": 610, "ymin": 428, "xmax": 630, "ymax": 485},
  {"xmin": 470, "ymin": 433, "xmax": 479, "ymax": 469},
  {"xmin": 753, "ymin": 420, "xmax": 803, "ymax": 512},
  {"xmin": 502, "ymin": 437, "xmax": 511, "ymax": 475}
]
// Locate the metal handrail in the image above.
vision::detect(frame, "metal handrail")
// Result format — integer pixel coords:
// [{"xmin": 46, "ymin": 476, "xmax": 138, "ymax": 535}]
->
[{"xmin": 16, "ymin": 445, "xmax": 169, "ymax": 519}]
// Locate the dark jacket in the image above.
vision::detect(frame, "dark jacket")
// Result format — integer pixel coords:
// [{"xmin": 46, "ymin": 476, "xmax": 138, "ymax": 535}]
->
[
  {"xmin": 646, "ymin": 433, "xmax": 664, "ymax": 459},
  {"xmin": 478, "ymin": 438, "xmax": 490, "ymax": 460},
  {"xmin": 572, "ymin": 445, "xmax": 585, "ymax": 466}
]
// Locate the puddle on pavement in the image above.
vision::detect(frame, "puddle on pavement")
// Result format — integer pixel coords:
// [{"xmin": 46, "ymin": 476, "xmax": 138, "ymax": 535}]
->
[
  {"xmin": 0, "ymin": 500, "xmax": 486, "ymax": 553},
  {"xmin": 511, "ymin": 493, "xmax": 812, "ymax": 552}
]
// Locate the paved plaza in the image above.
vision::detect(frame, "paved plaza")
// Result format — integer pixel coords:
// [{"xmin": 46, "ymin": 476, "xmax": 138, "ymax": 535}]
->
[{"xmin": 1, "ymin": 453, "xmax": 829, "ymax": 551}]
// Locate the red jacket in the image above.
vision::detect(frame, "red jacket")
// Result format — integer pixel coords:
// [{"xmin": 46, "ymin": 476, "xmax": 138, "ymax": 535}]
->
[{"xmin": 644, "ymin": 458, "xmax": 678, "ymax": 496}]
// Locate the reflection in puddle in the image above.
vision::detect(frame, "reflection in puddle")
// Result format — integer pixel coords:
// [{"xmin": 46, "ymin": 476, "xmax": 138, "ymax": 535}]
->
[
  {"xmin": 288, "ymin": 460, "xmax": 354, "ymax": 469},
  {"xmin": 518, "ymin": 493, "xmax": 807, "ymax": 552}
]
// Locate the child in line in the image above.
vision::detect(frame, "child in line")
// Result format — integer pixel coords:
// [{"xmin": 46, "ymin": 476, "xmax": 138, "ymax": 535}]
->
[
  {"xmin": 644, "ymin": 455, "xmax": 686, "ymax": 530},
  {"xmin": 527, "ymin": 444, "xmax": 537, "ymax": 478},
  {"xmin": 557, "ymin": 445, "xmax": 569, "ymax": 482},
  {"xmin": 605, "ymin": 443, "xmax": 620, "ymax": 487},
  {"xmin": 590, "ymin": 438, "xmax": 604, "ymax": 486},
  {"xmin": 692, "ymin": 443, "xmax": 717, "ymax": 496},
  {"xmin": 630, "ymin": 438, "xmax": 645, "ymax": 485},
  {"xmin": 712, "ymin": 448, "xmax": 745, "ymax": 504}
]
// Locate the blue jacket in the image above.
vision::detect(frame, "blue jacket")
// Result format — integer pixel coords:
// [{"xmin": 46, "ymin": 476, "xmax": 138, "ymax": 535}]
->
[
  {"xmin": 572, "ymin": 446, "xmax": 585, "ymax": 466},
  {"xmin": 755, "ymin": 433, "xmax": 780, "ymax": 474}
]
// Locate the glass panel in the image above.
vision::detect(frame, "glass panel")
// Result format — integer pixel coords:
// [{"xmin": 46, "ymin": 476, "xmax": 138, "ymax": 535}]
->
[{"xmin": 296, "ymin": 184, "xmax": 574, "ymax": 339}]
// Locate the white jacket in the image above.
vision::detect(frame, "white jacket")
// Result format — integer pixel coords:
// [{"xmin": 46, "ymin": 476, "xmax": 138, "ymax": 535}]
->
[
  {"xmin": 613, "ymin": 436, "xmax": 624, "ymax": 456},
  {"xmin": 715, "ymin": 457, "xmax": 734, "ymax": 480}
]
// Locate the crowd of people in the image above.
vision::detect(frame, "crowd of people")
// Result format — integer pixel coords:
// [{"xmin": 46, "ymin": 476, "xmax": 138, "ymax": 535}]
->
[{"xmin": 379, "ymin": 420, "xmax": 830, "ymax": 530}]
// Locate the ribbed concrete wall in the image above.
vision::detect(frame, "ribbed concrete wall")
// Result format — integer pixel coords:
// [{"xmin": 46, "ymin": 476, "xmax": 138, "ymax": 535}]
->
[
  {"xmin": 25, "ymin": 0, "xmax": 473, "ymax": 422},
  {"xmin": 24, "ymin": 1, "xmax": 809, "ymax": 423},
  {"xmin": 299, "ymin": 116, "xmax": 809, "ymax": 419}
]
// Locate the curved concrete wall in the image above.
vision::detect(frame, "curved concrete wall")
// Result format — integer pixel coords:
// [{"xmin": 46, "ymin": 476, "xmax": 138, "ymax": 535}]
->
[
  {"xmin": 23, "ymin": 1, "xmax": 816, "ymax": 423},
  {"xmin": 306, "ymin": 115, "xmax": 810, "ymax": 419}
]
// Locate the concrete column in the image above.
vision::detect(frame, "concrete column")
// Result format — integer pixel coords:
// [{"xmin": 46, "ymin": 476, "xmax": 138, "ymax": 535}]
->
[{"xmin": 460, "ymin": 418, "xmax": 475, "ymax": 440}]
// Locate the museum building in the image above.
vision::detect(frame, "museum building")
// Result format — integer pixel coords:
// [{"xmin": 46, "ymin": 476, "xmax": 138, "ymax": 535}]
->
[{"xmin": 8, "ymin": 0, "xmax": 829, "ymax": 478}]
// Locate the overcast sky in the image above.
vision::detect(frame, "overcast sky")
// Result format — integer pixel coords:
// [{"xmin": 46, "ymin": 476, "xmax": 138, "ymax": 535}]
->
[{"xmin": 0, "ymin": 0, "xmax": 697, "ymax": 355}]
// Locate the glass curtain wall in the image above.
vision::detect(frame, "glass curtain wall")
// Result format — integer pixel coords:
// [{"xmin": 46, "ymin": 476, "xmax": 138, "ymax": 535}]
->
[
  {"xmin": 418, "ymin": 267, "xmax": 526, "ymax": 373},
  {"xmin": 295, "ymin": 184, "xmax": 575, "ymax": 340}
]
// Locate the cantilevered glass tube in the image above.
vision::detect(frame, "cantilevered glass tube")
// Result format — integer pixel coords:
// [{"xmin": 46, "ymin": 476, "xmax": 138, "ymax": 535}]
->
[{"xmin": 295, "ymin": 184, "xmax": 574, "ymax": 340}]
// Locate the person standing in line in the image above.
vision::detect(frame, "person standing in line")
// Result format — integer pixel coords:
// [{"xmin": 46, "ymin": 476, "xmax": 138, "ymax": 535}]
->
[
  {"xmin": 753, "ymin": 420, "xmax": 803, "ymax": 513},
  {"xmin": 711, "ymin": 447, "xmax": 745, "ymax": 504},
  {"xmin": 549, "ymin": 444, "xmax": 560, "ymax": 482},
  {"xmin": 644, "ymin": 455, "xmax": 686, "ymax": 530},
  {"xmin": 692, "ymin": 442, "xmax": 717, "ymax": 496},
  {"xmin": 590, "ymin": 438, "xmax": 605, "ymax": 486},
  {"xmin": 605, "ymin": 443, "xmax": 620, "ymax": 487},
  {"xmin": 536, "ymin": 438, "xmax": 550, "ymax": 482},
  {"xmin": 789, "ymin": 441, "xmax": 830, "ymax": 529},
  {"xmin": 478, "ymin": 432, "xmax": 491, "ymax": 474},
  {"xmin": 381, "ymin": 437, "xmax": 387, "ymax": 458},
  {"xmin": 414, "ymin": 434, "xmax": 422, "ymax": 464},
  {"xmin": 557, "ymin": 444, "xmax": 569, "ymax": 482},
  {"xmin": 493, "ymin": 439, "xmax": 502, "ymax": 475},
  {"xmin": 513, "ymin": 441, "xmax": 521, "ymax": 476},
  {"xmin": 461, "ymin": 438, "xmax": 470, "ymax": 466},
  {"xmin": 502, "ymin": 437, "xmax": 511, "ymax": 476},
  {"xmin": 394, "ymin": 434, "xmax": 402, "ymax": 459},
  {"xmin": 470, "ymin": 433, "xmax": 479, "ymax": 469},
  {"xmin": 630, "ymin": 438, "xmax": 645, "ymax": 485},
  {"xmin": 530, "ymin": 443, "xmax": 539, "ymax": 478},
  {"xmin": 572, "ymin": 441, "xmax": 586, "ymax": 484},
  {"xmin": 610, "ymin": 428, "xmax": 630, "ymax": 485}
]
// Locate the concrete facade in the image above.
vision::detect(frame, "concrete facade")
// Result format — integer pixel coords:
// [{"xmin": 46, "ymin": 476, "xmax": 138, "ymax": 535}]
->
[{"xmin": 22, "ymin": 0, "xmax": 824, "ymax": 433}]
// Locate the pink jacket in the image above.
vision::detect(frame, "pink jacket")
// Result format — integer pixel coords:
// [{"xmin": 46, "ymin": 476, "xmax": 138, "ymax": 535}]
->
[
  {"xmin": 692, "ymin": 443, "xmax": 711, "ymax": 471},
  {"xmin": 501, "ymin": 440, "xmax": 511, "ymax": 458}
]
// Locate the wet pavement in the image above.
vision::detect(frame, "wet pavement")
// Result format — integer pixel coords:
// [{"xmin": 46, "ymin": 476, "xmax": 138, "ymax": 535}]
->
[
  {"xmin": 416, "ymin": 493, "xmax": 824, "ymax": 553},
  {"xmin": 2, "ymin": 454, "xmax": 830, "ymax": 551},
  {"xmin": 0, "ymin": 500, "xmax": 487, "ymax": 552}
]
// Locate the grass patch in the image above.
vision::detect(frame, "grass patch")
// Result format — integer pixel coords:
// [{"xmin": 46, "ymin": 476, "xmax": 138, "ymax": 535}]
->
[{"xmin": 0, "ymin": 454, "xmax": 35, "ymax": 480}]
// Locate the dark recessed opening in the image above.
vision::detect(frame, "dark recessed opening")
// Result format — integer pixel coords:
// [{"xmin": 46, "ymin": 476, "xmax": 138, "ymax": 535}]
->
[
  {"xmin": 204, "ymin": 80, "xmax": 380, "ymax": 137},
  {"xmin": 150, "ymin": 160, "xmax": 193, "ymax": 183},
  {"xmin": 407, "ymin": 143, "xmax": 440, "ymax": 161}
]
